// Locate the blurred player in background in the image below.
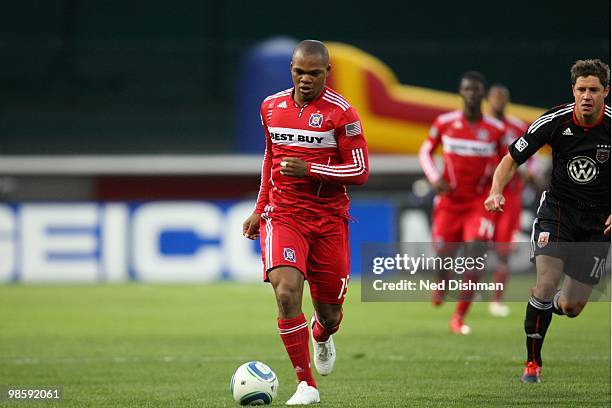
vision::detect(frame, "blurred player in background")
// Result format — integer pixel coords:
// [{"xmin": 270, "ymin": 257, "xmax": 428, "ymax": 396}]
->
[
  {"xmin": 419, "ymin": 71, "xmax": 505, "ymax": 334},
  {"xmin": 242, "ymin": 40, "xmax": 369, "ymax": 404},
  {"xmin": 485, "ymin": 59, "xmax": 610, "ymax": 383},
  {"xmin": 486, "ymin": 84, "xmax": 529, "ymax": 317}
]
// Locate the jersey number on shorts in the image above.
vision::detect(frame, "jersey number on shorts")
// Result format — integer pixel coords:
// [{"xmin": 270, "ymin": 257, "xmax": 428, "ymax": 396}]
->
[
  {"xmin": 478, "ymin": 217, "xmax": 495, "ymax": 240},
  {"xmin": 338, "ymin": 276, "xmax": 350, "ymax": 300}
]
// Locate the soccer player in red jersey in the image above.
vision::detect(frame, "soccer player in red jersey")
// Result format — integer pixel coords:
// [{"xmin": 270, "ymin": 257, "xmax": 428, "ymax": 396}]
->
[
  {"xmin": 242, "ymin": 40, "xmax": 368, "ymax": 405},
  {"xmin": 419, "ymin": 71, "xmax": 506, "ymax": 334},
  {"xmin": 487, "ymin": 84, "xmax": 530, "ymax": 317}
]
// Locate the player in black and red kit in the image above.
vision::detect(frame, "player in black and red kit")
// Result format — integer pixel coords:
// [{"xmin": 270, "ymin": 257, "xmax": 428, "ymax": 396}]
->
[
  {"xmin": 242, "ymin": 40, "xmax": 368, "ymax": 405},
  {"xmin": 485, "ymin": 59, "xmax": 611, "ymax": 383}
]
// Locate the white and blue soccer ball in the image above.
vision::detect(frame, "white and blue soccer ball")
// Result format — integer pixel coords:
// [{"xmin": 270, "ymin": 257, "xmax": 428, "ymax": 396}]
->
[{"xmin": 230, "ymin": 361, "xmax": 278, "ymax": 405}]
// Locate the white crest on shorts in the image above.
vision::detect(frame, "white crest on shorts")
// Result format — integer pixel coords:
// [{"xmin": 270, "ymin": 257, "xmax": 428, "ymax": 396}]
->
[
  {"xmin": 537, "ymin": 232, "xmax": 550, "ymax": 248},
  {"xmin": 283, "ymin": 248, "xmax": 296, "ymax": 263}
]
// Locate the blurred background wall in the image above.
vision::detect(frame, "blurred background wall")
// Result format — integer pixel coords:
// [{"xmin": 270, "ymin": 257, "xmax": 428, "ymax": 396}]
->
[
  {"xmin": 1, "ymin": 0, "xmax": 609, "ymax": 154},
  {"xmin": 0, "ymin": 1, "xmax": 609, "ymax": 282}
]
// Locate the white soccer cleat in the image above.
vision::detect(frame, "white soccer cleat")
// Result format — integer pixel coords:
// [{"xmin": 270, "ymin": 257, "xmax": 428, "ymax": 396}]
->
[
  {"xmin": 450, "ymin": 313, "xmax": 472, "ymax": 335},
  {"xmin": 286, "ymin": 381, "xmax": 320, "ymax": 405},
  {"xmin": 310, "ymin": 316, "xmax": 336, "ymax": 376},
  {"xmin": 489, "ymin": 302, "xmax": 511, "ymax": 317}
]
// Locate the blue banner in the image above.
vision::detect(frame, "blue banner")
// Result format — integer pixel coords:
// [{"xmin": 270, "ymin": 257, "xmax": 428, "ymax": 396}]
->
[{"xmin": 0, "ymin": 200, "xmax": 396, "ymax": 283}]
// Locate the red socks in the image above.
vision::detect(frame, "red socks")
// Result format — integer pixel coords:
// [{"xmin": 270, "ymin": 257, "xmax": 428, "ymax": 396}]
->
[
  {"xmin": 312, "ymin": 312, "xmax": 342, "ymax": 343},
  {"xmin": 278, "ymin": 313, "xmax": 316, "ymax": 387},
  {"xmin": 455, "ymin": 270, "xmax": 479, "ymax": 317}
]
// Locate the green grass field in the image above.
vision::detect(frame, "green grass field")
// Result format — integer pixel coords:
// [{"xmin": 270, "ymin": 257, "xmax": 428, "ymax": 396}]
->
[{"xmin": 0, "ymin": 283, "xmax": 610, "ymax": 407}]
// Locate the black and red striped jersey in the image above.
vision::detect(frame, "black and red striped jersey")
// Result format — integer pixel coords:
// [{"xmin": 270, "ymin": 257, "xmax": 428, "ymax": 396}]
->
[
  {"xmin": 509, "ymin": 103, "xmax": 611, "ymax": 208},
  {"xmin": 254, "ymin": 86, "xmax": 369, "ymax": 218}
]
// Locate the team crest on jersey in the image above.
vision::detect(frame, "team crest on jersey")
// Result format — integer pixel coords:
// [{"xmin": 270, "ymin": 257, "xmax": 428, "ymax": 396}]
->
[
  {"xmin": 452, "ymin": 121, "xmax": 463, "ymax": 129},
  {"xmin": 537, "ymin": 232, "xmax": 550, "ymax": 248},
  {"xmin": 283, "ymin": 248, "xmax": 296, "ymax": 263},
  {"xmin": 596, "ymin": 145, "xmax": 610, "ymax": 163},
  {"xmin": 477, "ymin": 129, "xmax": 489, "ymax": 141},
  {"xmin": 309, "ymin": 113, "xmax": 324, "ymax": 128}
]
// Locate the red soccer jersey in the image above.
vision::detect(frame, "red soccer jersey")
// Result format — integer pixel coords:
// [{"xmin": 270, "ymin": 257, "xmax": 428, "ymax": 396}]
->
[
  {"xmin": 254, "ymin": 87, "xmax": 369, "ymax": 218},
  {"xmin": 419, "ymin": 110, "xmax": 505, "ymax": 201},
  {"xmin": 501, "ymin": 115, "xmax": 529, "ymax": 194}
]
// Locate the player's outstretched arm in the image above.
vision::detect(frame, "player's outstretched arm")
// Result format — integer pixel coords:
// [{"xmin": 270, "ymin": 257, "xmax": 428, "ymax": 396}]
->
[
  {"xmin": 242, "ymin": 212, "xmax": 262, "ymax": 240},
  {"xmin": 485, "ymin": 154, "xmax": 519, "ymax": 212}
]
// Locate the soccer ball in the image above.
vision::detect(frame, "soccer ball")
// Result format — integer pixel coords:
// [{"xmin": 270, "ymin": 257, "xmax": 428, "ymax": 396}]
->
[{"xmin": 230, "ymin": 361, "xmax": 279, "ymax": 405}]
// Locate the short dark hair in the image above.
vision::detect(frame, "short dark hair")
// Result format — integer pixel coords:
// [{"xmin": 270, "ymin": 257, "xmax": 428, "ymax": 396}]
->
[
  {"xmin": 460, "ymin": 71, "xmax": 487, "ymax": 88},
  {"xmin": 570, "ymin": 59, "xmax": 610, "ymax": 87},
  {"xmin": 292, "ymin": 40, "xmax": 329, "ymax": 65}
]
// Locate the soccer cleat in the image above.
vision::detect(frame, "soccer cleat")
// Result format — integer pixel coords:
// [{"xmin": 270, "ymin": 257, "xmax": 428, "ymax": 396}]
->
[
  {"xmin": 489, "ymin": 302, "xmax": 510, "ymax": 317},
  {"xmin": 310, "ymin": 316, "xmax": 336, "ymax": 376},
  {"xmin": 286, "ymin": 381, "xmax": 320, "ymax": 405},
  {"xmin": 520, "ymin": 361, "xmax": 542, "ymax": 383},
  {"xmin": 450, "ymin": 313, "xmax": 471, "ymax": 335}
]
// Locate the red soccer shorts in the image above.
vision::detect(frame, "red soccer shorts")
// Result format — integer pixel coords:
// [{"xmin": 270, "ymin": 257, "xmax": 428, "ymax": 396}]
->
[
  {"xmin": 259, "ymin": 212, "xmax": 350, "ymax": 305},
  {"xmin": 432, "ymin": 195, "xmax": 496, "ymax": 247},
  {"xmin": 493, "ymin": 190, "xmax": 522, "ymax": 255}
]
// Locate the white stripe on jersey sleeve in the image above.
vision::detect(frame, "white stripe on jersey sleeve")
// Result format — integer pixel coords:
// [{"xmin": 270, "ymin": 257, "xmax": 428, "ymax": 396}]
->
[
  {"xmin": 527, "ymin": 104, "xmax": 574, "ymax": 134},
  {"xmin": 323, "ymin": 89, "xmax": 351, "ymax": 110},
  {"xmin": 310, "ymin": 148, "xmax": 366, "ymax": 177},
  {"xmin": 263, "ymin": 88, "xmax": 292, "ymax": 102}
]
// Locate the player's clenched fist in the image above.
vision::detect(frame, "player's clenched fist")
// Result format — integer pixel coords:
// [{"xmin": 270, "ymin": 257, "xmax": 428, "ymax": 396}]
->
[
  {"xmin": 280, "ymin": 157, "xmax": 308, "ymax": 177},
  {"xmin": 484, "ymin": 193, "xmax": 505, "ymax": 212},
  {"xmin": 242, "ymin": 212, "xmax": 261, "ymax": 240}
]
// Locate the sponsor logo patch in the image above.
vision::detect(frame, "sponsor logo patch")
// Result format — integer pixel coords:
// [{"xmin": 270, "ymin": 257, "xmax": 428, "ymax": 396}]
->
[
  {"xmin": 515, "ymin": 137, "xmax": 529, "ymax": 152},
  {"xmin": 309, "ymin": 113, "xmax": 323, "ymax": 128},
  {"xmin": 537, "ymin": 232, "xmax": 550, "ymax": 248},
  {"xmin": 283, "ymin": 248, "xmax": 296, "ymax": 263},
  {"xmin": 276, "ymin": 101, "xmax": 287, "ymax": 109},
  {"xmin": 567, "ymin": 156, "xmax": 598, "ymax": 184}
]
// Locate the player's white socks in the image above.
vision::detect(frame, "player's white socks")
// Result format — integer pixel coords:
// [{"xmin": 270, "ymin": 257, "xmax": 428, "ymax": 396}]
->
[
  {"xmin": 310, "ymin": 316, "xmax": 336, "ymax": 376},
  {"xmin": 489, "ymin": 302, "xmax": 510, "ymax": 317},
  {"xmin": 286, "ymin": 381, "xmax": 320, "ymax": 405}
]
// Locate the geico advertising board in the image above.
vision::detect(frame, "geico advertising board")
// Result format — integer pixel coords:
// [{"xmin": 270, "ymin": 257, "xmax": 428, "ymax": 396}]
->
[{"xmin": 0, "ymin": 201, "xmax": 395, "ymax": 283}]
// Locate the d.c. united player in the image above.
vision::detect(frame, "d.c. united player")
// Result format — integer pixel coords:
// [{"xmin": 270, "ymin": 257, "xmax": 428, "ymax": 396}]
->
[
  {"xmin": 242, "ymin": 40, "xmax": 368, "ymax": 405},
  {"xmin": 419, "ymin": 71, "xmax": 505, "ymax": 334},
  {"xmin": 487, "ymin": 84, "xmax": 530, "ymax": 318},
  {"xmin": 485, "ymin": 59, "xmax": 611, "ymax": 383}
]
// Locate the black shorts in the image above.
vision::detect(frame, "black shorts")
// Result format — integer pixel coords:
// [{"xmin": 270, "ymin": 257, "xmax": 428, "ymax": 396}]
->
[{"xmin": 531, "ymin": 191, "xmax": 610, "ymax": 284}]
